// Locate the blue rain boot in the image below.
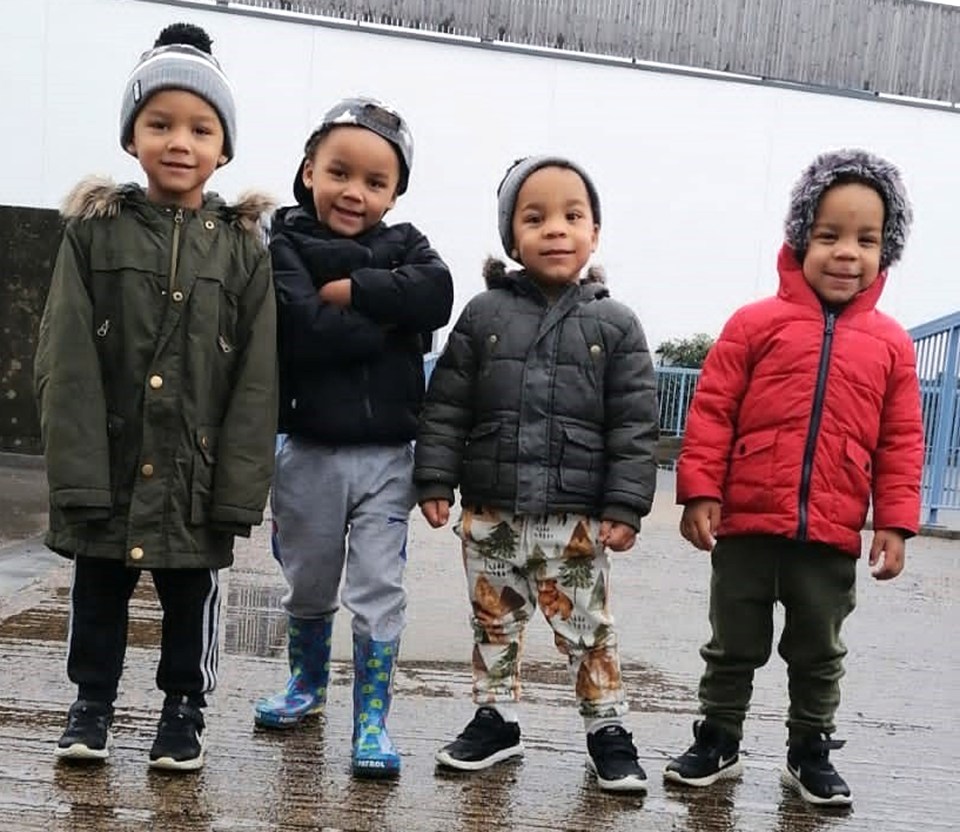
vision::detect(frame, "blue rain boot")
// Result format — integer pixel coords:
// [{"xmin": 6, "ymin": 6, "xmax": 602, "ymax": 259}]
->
[
  {"xmin": 351, "ymin": 636, "xmax": 401, "ymax": 778},
  {"xmin": 254, "ymin": 615, "xmax": 333, "ymax": 729}
]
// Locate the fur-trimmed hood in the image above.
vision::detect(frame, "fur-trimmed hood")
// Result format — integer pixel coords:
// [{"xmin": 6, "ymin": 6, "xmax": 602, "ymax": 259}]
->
[
  {"xmin": 482, "ymin": 255, "xmax": 608, "ymax": 295},
  {"xmin": 61, "ymin": 176, "xmax": 275, "ymax": 238}
]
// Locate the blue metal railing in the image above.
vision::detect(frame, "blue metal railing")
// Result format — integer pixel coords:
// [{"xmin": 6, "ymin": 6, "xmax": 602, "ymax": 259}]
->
[
  {"xmin": 656, "ymin": 367, "xmax": 701, "ymax": 436},
  {"xmin": 910, "ymin": 312, "xmax": 960, "ymax": 526}
]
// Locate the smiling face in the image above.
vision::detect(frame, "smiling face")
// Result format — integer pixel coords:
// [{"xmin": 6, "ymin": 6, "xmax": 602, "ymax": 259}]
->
[
  {"xmin": 802, "ymin": 182, "xmax": 885, "ymax": 305},
  {"xmin": 126, "ymin": 89, "xmax": 226, "ymax": 209},
  {"xmin": 510, "ymin": 165, "xmax": 599, "ymax": 288},
  {"xmin": 301, "ymin": 125, "xmax": 400, "ymax": 236}
]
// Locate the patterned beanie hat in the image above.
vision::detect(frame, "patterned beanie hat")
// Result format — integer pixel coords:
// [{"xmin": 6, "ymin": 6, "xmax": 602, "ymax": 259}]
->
[
  {"xmin": 120, "ymin": 23, "xmax": 237, "ymax": 163},
  {"xmin": 496, "ymin": 156, "xmax": 601, "ymax": 262},
  {"xmin": 785, "ymin": 148, "xmax": 912, "ymax": 270},
  {"xmin": 293, "ymin": 96, "xmax": 414, "ymax": 208}
]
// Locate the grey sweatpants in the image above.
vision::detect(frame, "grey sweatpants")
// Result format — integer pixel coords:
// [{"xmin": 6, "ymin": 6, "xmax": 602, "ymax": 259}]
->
[{"xmin": 271, "ymin": 437, "xmax": 416, "ymax": 640}]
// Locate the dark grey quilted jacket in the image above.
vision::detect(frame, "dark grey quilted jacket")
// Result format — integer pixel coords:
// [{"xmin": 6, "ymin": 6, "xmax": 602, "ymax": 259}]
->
[{"xmin": 414, "ymin": 266, "xmax": 659, "ymax": 530}]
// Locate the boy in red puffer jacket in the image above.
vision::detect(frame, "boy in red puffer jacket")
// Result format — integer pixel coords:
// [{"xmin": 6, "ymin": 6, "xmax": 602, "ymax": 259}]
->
[{"xmin": 664, "ymin": 149, "xmax": 924, "ymax": 807}]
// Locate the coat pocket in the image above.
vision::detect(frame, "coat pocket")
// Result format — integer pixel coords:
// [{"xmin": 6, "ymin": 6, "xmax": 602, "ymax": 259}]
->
[
  {"xmin": 841, "ymin": 436, "xmax": 873, "ymax": 527},
  {"xmin": 462, "ymin": 421, "xmax": 501, "ymax": 489},
  {"xmin": 190, "ymin": 425, "xmax": 220, "ymax": 525},
  {"xmin": 193, "ymin": 272, "xmax": 240, "ymax": 352},
  {"xmin": 558, "ymin": 423, "xmax": 605, "ymax": 497},
  {"xmin": 725, "ymin": 428, "xmax": 778, "ymax": 511}
]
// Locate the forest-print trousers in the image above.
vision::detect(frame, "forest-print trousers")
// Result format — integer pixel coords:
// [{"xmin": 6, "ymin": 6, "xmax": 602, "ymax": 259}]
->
[{"xmin": 455, "ymin": 507, "xmax": 628, "ymax": 719}]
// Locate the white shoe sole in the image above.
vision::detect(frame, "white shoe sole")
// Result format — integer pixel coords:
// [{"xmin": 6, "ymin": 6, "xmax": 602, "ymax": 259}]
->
[
  {"xmin": 55, "ymin": 734, "xmax": 111, "ymax": 762},
  {"xmin": 149, "ymin": 735, "xmax": 206, "ymax": 772},
  {"xmin": 586, "ymin": 757, "xmax": 648, "ymax": 793},
  {"xmin": 663, "ymin": 758, "xmax": 743, "ymax": 787},
  {"xmin": 435, "ymin": 742, "xmax": 524, "ymax": 771},
  {"xmin": 781, "ymin": 765, "xmax": 852, "ymax": 806}
]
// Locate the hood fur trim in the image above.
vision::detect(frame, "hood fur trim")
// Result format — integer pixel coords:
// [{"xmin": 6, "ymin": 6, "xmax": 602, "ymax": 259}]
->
[
  {"xmin": 482, "ymin": 256, "xmax": 607, "ymax": 291},
  {"xmin": 61, "ymin": 176, "xmax": 126, "ymax": 220},
  {"xmin": 61, "ymin": 176, "xmax": 276, "ymax": 239}
]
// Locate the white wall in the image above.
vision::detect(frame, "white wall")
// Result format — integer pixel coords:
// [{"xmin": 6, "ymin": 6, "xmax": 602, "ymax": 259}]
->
[{"xmin": 3, "ymin": 0, "xmax": 960, "ymax": 352}]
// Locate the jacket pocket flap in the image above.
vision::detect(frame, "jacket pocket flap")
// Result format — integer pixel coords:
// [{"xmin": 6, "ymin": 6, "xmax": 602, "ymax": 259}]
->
[
  {"xmin": 195, "ymin": 426, "xmax": 220, "ymax": 464},
  {"xmin": 467, "ymin": 422, "xmax": 501, "ymax": 441},
  {"xmin": 562, "ymin": 423, "xmax": 604, "ymax": 451},
  {"xmin": 733, "ymin": 428, "xmax": 777, "ymax": 458},
  {"xmin": 844, "ymin": 437, "xmax": 872, "ymax": 473},
  {"xmin": 90, "ymin": 247, "xmax": 161, "ymax": 272}
]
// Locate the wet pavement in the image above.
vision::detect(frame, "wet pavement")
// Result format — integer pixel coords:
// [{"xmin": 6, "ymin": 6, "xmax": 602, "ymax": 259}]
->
[{"xmin": 0, "ymin": 459, "xmax": 957, "ymax": 831}]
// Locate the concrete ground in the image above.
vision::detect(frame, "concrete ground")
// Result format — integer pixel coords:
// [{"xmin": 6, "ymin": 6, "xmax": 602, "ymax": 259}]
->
[{"xmin": 0, "ymin": 458, "xmax": 957, "ymax": 831}]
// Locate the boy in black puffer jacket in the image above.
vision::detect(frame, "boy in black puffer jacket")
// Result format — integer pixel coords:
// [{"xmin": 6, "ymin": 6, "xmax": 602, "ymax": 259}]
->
[
  {"xmin": 254, "ymin": 98, "xmax": 453, "ymax": 780},
  {"xmin": 415, "ymin": 156, "xmax": 659, "ymax": 792}
]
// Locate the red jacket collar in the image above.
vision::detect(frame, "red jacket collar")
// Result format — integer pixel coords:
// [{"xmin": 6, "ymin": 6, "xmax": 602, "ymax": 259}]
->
[{"xmin": 776, "ymin": 243, "xmax": 886, "ymax": 315}]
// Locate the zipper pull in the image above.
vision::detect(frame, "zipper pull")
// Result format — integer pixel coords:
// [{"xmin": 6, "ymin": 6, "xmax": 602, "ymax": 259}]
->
[
  {"xmin": 96, "ymin": 319, "xmax": 110, "ymax": 337},
  {"xmin": 825, "ymin": 311, "xmax": 836, "ymax": 334},
  {"xmin": 174, "ymin": 208, "xmax": 184, "ymax": 226},
  {"xmin": 217, "ymin": 334, "xmax": 233, "ymax": 354}
]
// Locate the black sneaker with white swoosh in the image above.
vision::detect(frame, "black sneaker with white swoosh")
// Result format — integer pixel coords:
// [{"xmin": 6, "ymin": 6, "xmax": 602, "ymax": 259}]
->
[
  {"xmin": 781, "ymin": 733, "xmax": 852, "ymax": 806},
  {"xmin": 663, "ymin": 720, "xmax": 743, "ymax": 787}
]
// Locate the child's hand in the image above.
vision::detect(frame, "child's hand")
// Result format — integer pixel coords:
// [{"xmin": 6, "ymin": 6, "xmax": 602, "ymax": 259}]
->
[
  {"xmin": 680, "ymin": 499, "xmax": 721, "ymax": 551},
  {"xmin": 318, "ymin": 279, "xmax": 351, "ymax": 307},
  {"xmin": 869, "ymin": 528, "xmax": 906, "ymax": 580},
  {"xmin": 421, "ymin": 499, "xmax": 450, "ymax": 528},
  {"xmin": 599, "ymin": 520, "xmax": 636, "ymax": 552}
]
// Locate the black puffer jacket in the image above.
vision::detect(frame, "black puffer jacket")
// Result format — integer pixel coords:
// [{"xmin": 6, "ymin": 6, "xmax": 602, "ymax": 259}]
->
[
  {"xmin": 271, "ymin": 207, "xmax": 453, "ymax": 443},
  {"xmin": 415, "ymin": 263, "xmax": 659, "ymax": 530}
]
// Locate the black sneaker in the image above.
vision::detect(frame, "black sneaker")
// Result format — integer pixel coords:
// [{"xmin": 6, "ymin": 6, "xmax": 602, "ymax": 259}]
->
[
  {"xmin": 782, "ymin": 733, "xmax": 852, "ymax": 806},
  {"xmin": 435, "ymin": 706, "xmax": 524, "ymax": 771},
  {"xmin": 586, "ymin": 724, "xmax": 648, "ymax": 793},
  {"xmin": 663, "ymin": 720, "xmax": 743, "ymax": 787},
  {"xmin": 55, "ymin": 700, "xmax": 113, "ymax": 762},
  {"xmin": 148, "ymin": 697, "xmax": 206, "ymax": 772}
]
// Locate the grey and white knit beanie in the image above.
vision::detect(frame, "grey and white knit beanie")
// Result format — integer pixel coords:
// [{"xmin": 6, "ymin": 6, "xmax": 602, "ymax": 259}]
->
[
  {"xmin": 120, "ymin": 23, "xmax": 236, "ymax": 163},
  {"xmin": 496, "ymin": 155, "xmax": 601, "ymax": 260},
  {"xmin": 785, "ymin": 148, "xmax": 912, "ymax": 270}
]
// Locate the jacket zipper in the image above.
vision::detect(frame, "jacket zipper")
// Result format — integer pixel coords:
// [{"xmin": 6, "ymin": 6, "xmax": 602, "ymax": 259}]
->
[
  {"xmin": 169, "ymin": 208, "xmax": 184, "ymax": 295},
  {"xmin": 797, "ymin": 310, "xmax": 836, "ymax": 539},
  {"xmin": 362, "ymin": 366, "xmax": 374, "ymax": 419}
]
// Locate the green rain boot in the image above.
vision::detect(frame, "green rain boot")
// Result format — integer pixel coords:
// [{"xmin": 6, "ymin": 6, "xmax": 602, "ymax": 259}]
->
[
  {"xmin": 351, "ymin": 635, "xmax": 401, "ymax": 778},
  {"xmin": 254, "ymin": 615, "xmax": 333, "ymax": 729}
]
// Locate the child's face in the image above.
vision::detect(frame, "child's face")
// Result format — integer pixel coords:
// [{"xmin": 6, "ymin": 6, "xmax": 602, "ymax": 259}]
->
[
  {"xmin": 301, "ymin": 126, "xmax": 399, "ymax": 236},
  {"xmin": 802, "ymin": 182, "xmax": 884, "ymax": 305},
  {"xmin": 511, "ymin": 166, "xmax": 598, "ymax": 287},
  {"xmin": 127, "ymin": 90, "xmax": 226, "ymax": 210}
]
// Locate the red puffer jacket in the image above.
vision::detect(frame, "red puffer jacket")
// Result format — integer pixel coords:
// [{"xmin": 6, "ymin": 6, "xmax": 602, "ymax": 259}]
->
[{"xmin": 677, "ymin": 245, "xmax": 924, "ymax": 557}]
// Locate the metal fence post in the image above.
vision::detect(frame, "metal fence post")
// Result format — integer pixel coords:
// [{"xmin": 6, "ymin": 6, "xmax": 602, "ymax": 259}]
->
[{"xmin": 924, "ymin": 325, "xmax": 960, "ymax": 525}]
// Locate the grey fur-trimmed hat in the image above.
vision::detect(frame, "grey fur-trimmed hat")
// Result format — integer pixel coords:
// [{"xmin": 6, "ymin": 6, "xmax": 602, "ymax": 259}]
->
[
  {"xmin": 496, "ymin": 155, "xmax": 601, "ymax": 261},
  {"xmin": 120, "ymin": 24, "xmax": 236, "ymax": 163},
  {"xmin": 785, "ymin": 148, "xmax": 912, "ymax": 270}
]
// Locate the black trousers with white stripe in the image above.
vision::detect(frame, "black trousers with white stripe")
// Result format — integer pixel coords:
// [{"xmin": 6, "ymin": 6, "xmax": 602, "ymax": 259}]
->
[{"xmin": 67, "ymin": 556, "xmax": 220, "ymax": 705}]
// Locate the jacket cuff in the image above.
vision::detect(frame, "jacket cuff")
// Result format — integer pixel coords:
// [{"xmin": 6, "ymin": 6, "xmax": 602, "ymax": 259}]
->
[
  {"xmin": 210, "ymin": 504, "xmax": 263, "ymax": 527},
  {"xmin": 416, "ymin": 483, "xmax": 455, "ymax": 505},
  {"xmin": 51, "ymin": 488, "xmax": 112, "ymax": 510},
  {"xmin": 61, "ymin": 506, "xmax": 112, "ymax": 524},
  {"xmin": 601, "ymin": 504, "xmax": 642, "ymax": 531},
  {"xmin": 210, "ymin": 520, "xmax": 252, "ymax": 538}
]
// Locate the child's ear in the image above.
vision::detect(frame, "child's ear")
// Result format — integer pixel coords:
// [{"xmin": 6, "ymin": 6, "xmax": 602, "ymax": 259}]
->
[
  {"xmin": 301, "ymin": 159, "xmax": 314, "ymax": 190},
  {"xmin": 217, "ymin": 154, "xmax": 228, "ymax": 167},
  {"xmin": 511, "ymin": 248, "xmax": 519, "ymax": 260},
  {"xmin": 590, "ymin": 224, "xmax": 600, "ymax": 252},
  {"xmin": 126, "ymin": 142, "xmax": 138, "ymax": 158}
]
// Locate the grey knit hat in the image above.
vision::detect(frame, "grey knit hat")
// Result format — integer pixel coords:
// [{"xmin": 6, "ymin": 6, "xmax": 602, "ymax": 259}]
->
[
  {"xmin": 497, "ymin": 156, "xmax": 601, "ymax": 260},
  {"xmin": 293, "ymin": 97, "xmax": 414, "ymax": 208},
  {"xmin": 120, "ymin": 24, "xmax": 236, "ymax": 163},
  {"xmin": 785, "ymin": 148, "xmax": 912, "ymax": 270}
]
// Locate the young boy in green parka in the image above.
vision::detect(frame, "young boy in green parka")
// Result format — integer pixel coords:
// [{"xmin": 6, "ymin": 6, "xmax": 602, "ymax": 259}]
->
[{"xmin": 34, "ymin": 23, "xmax": 277, "ymax": 772}]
